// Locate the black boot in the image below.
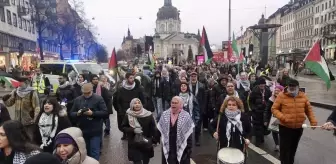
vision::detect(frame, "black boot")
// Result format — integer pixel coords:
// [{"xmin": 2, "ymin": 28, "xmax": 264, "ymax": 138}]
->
[
  {"xmin": 195, "ymin": 136, "xmax": 201, "ymax": 147},
  {"xmin": 121, "ymin": 133, "xmax": 127, "ymax": 140}
]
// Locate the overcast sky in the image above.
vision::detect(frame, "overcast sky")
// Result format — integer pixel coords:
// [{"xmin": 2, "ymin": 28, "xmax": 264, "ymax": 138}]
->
[{"xmin": 82, "ymin": 0, "xmax": 289, "ymax": 53}]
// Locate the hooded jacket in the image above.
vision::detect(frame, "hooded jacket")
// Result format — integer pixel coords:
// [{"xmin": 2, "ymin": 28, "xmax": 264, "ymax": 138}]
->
[{"xmin": 55, "ymin": 127, "xmax": 99, "ymax": 164}]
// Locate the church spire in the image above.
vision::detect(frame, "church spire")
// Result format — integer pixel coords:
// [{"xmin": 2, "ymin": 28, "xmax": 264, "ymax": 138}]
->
[
  {"xmin": 164, "ymin": 0, "xmax": 172, "ymax": 6},
  {"xmin": 127, "ymin": 27, "xmax": 131, "ymax": 37}
]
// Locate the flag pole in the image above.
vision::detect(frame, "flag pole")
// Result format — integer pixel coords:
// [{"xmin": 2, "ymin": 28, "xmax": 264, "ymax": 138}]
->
[{"xmin": 228, "ymin": 0, "xmax": 231, "ymax": 42}]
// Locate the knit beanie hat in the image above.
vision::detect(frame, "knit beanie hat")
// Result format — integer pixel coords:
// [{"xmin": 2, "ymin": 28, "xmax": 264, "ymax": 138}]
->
[
  {"xmin": 24, "ymin": 152, "xmax": 61, "ymax": 164},
  {"xmin": 54, "ymin": 133, "xmax": 75, "ymax": 147},
  {"xmin": 274, "ymin": 85, "xmax": 284, "ymax": 91}
]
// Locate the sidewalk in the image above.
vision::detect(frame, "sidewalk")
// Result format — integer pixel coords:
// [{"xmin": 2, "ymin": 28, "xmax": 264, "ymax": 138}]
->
[{"xmin": 294, "ymin": 75, "xmax": 336, "ymax": 109}]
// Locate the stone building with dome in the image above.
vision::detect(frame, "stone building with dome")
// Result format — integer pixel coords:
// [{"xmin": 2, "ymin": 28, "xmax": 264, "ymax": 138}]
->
[{"xmin": 153, "ymin": 0, "xmax": 200, "ymax": 62}]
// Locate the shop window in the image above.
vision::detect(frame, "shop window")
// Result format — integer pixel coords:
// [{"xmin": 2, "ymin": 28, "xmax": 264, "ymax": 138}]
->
[
  {"xmin": 32, "ymin": 23, "xmax": 35, "ymax": 34},
  {"xmin": 0, "ymin": 7, "xmax": 5, "ymax": 22},
  {"xmin": 18, "ymin": 17, "xmax": 22, "ymax": 29},
  {"xmin": 27, "ymin": 21, "xmax": 31, "ymax": 32},
  {"xmin": 13, "ymin": 13, "xmax": 17, "ymax": 27},
  {"xmin": 6, "ymin": 10, "xmax": 11, "ymax": 25},
  {"xmin": 23, "ymin": 19, "xmax": 27, "ymax": 31}
]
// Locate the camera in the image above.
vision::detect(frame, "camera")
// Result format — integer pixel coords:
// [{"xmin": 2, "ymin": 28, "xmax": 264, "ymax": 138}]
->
[{"xmin": 80, "ymin": 108, "xmax": 89, "ymax": 114}]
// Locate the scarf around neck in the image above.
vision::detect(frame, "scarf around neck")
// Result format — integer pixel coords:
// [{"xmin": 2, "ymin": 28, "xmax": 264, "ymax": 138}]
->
[
  {"xmin": 95, "ymin": 84, "xmax": 102, "ymax": 96},
  {"xmin": 122, "ymin": 80, "xmax": 136, "ymax": 90},
  {"xmin": 16, "ymin": 86, "xmax": 35, "ymax": 98},
  {"xmin": 189, "ymin": 82, "xmax": 199, "ymax": 96},
  {"xmin": 157, "ymin": 109, "xmax": 195, "ymax": 163},
  {"xmin": 38, "ymin": 113, "xmax": 58, "ymax": 148},
  {"xmin": 179, "ymin": 93, "xmax": 194, "ymax": 116},
  {"xmin": 58, "ymin": 81, "xmax": 70, "ymax": 89},
  {"xmin": 77, "ymin": 80, "xmax": 87, "ymax": 86},
  {"xmin": 239, "ymin": 80, "xmax": 250, "ymax": 91},
  {"xmin": 126, "ymin": 99, "xmax": 152, "ymax": 129},
  {"xmin": 225, "ymin": 109, "xmax": 243, "ymax": 147}
]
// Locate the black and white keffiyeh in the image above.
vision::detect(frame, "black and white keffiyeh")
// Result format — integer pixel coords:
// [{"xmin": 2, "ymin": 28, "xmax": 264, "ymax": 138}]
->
[
  {"xmin": 38, "ymin": 113, "xmax": 58, "ymax": 148},
  {"xmin": 179, "ymin": 93, "xmax": 194, "ymax": 117},
  {"xmin": 157, "ymin": 109, "xmax": 195, "ymax": 163},
  {"xmin": 225, "ymin": 109, "xmax": 243, "ymax": 147}
]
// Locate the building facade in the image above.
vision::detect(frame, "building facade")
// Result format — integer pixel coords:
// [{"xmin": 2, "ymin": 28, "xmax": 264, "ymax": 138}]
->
[
  {"xmin": 294, "ymin": 0, "xmax": 314, "ymax": 50},
  {"xmin": 280, "ymin": 4, "xmax": 296, "ymax": 52},
  {"xmin": 153, "ymin": 0, "xmax": 199, "ymax": 61},
  {"xmin": 0, "ymin": 0, "xmax": 37, "ymax": 70}
]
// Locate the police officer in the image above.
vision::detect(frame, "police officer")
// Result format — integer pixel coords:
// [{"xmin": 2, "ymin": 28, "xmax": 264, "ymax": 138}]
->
[{"xmin": 32, "ymin": 68, "xmax": 51, "ymax": 104}]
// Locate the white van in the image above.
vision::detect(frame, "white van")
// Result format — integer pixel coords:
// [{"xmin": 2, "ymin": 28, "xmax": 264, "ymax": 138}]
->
[{"xmin": 39, "ymin": 60, "xmax": 115, "ymax": 93}]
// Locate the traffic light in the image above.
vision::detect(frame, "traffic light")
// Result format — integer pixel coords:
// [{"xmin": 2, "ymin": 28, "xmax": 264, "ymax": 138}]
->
[{"xmin": 248, "ymin": 44, "xmax": 253, "ymax": 55}]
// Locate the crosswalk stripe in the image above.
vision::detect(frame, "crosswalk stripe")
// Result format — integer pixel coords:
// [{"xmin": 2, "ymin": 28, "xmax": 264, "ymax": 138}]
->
[
  {"xmin": 248, "ymin": 143, "xmax": 281, "ymax": 164},
  {"xmin": 191, "ymin": 159, "xmax": 196, "ymax": 164}
]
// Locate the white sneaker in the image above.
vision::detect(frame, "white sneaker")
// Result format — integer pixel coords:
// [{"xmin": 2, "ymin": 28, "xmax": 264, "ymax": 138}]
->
[{"xmin": 274, "ymin": 145, "xmax": 280, "ymax": 151}]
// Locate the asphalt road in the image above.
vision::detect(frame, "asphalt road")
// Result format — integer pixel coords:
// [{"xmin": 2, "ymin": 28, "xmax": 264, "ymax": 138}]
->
[{"xmin": 1, "ymin": 100, "xmax": 335, "ymax": 164}]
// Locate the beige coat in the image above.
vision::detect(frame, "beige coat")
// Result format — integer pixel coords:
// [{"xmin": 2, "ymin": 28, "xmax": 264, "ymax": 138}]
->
[
  {"xmin": 55, "ymin": 127, "xmax": 99, "ymax": 164},
  {"xmin": 4, "ymin": 89, "xmax": 40, "ymax": 126}
]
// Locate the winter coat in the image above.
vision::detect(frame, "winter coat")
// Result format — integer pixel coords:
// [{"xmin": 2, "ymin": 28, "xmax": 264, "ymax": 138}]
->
[
  {"xmin": 264, "ymin": 98, "xmax": 274, "ymax": 125},
  {"xmin": 189, "ymin": 82, "xmax": 206, "ymax": 115},
  {"xmin": 3, "ymin": 89, "xmax": 40, "ymax": 126},
  {"xmin": 161, "ymin": 78, "xmax": 174, "ymax": 102},
  {"xmin": 121, "ymin": 114, "xmax": 157, "ymax": 161},
  {"xmin": 211, "ymin": 83, "xmax": 226, "ymax": 110},
  {"xmin": 35, "ymin": 110, "xmax": 72, "ymax": 153},
  {"xmin": 205, "ymin": 88, "xmax": 215, "ymax": 118},
  {"xmin": 70, "ymin": 94, "xmax": 108, "ymax": 136},
  {"xmin": 56, "ymin": 85, "xmax": 78, "ymax": 113},
  {"xmin": 181, "ymin": 94, "xmax": 200, "ymax": 124},
  {"xmin": 272, "ymin": 89, "xmax": 317, "ymax": 129},
  {"xmin": 209, "ymin": 113, "xmax": 251, "ymax": 151},
  {"xmin": 249, "ymin": 86, "xmax": 272, "ymax": 125},
  {"xmin": 73, "ymin": 83, "xmax": 83, "ymax": 97},
  {"xmin": 55, "ymin": 127, "xmax": 99, "ymax": 164},
  {"xmin": 0, "ymin": 103, "xmax": 11, "ymax": 124},
  {"xmin": 93, "ymin": 84, "xmax": 113, "ymax": 114},
  {"xmin": 116, "ymin": 80, "xmax": 146, "ymax": 115}
]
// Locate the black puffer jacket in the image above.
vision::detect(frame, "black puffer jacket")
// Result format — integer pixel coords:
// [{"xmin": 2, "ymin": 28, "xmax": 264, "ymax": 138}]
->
[
  {"xmin": 249, "ymin": 86, "xmax": 272, "ymax": 125},
  {"xmin": 116, "ymin": 80, "xmax": 146, "ymax": 115},
  {"xmin": 56, "ymin": 84, "xmax": 77, "ymax": 113}
]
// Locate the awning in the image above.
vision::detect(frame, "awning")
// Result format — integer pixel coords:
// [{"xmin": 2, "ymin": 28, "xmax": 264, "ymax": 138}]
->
[{"xmin": 325, "ymin": 44, "xmax": 336, "ymax": 49}]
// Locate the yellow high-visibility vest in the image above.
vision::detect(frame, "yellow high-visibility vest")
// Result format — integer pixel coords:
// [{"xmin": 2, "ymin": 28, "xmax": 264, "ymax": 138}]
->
[{"xmin": 32, "ymin": 77, "xmax": 46, "ymax": 94}]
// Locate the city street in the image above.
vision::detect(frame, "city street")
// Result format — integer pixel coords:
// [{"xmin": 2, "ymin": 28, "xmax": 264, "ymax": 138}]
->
[
  {"xmin": 328, "ymin": 64, "xmax": 336, "ymax": 76},
  {"xmin": 1, "ymin": 99, "xmax": 335, "ymax": 164}
]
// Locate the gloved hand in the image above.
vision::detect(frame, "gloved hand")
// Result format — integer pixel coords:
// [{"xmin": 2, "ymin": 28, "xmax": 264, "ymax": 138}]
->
[{"xmin": 134, "ymin": 127, "xmax": 143, "ymax": 134}]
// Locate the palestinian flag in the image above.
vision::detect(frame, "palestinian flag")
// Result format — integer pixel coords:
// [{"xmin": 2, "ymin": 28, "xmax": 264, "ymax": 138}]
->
[
  {"xmin": 201, "ymin": 26, "xmax": 213, "ymax": 64},
  {"xmin": 147, "ymin": 46, "xmax": 155, "ymax": 70},
  {"xmin": 0, "ymin": 76, "xmax": 20, "ymax": 88},
  {"xmin": 232, "ymin": 33, "xmax": 239, "ymax": 59},
  {"xmin": 303, "ymin": 40, "xmax": 335, "ymax": 90},
  {"xmin": 108, "ymin": 48, "xmax": 119, "ymax": 81},
  {"xmin": 109, "ymin": 48, "xmax": 117, "ymax": 69}
]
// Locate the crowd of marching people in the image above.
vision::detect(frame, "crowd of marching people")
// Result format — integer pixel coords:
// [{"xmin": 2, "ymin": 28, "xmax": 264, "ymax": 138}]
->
[{"xmin": 0, "ymin": 61, "xmax": 335, "ymax": 164}]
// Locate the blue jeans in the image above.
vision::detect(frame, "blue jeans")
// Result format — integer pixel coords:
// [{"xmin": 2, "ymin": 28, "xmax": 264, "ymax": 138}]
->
[
  {"xmin": 104, "ymin": 117, "xmax": 110, "ymax": 132},
  {"xmin": 84, "ymin": 135, "xmax": 102, "ymax": 160},
  {"xmin": 153, "ymin": 97, "xmax": 163, "ymax": 121}
]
